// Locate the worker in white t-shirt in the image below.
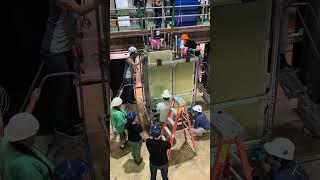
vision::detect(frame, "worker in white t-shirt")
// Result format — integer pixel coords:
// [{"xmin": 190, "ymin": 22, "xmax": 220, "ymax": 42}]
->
[{"xmin": 156, "ymin": 90, "xmax": 172, "ymax": 126}]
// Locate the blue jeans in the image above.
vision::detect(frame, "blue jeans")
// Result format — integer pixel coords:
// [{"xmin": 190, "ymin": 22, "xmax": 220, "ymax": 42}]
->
[
  {"xmin": 150, "ymin": 163, "xmax": 169, "ymax": 180},
  {"xmin": 43, "ymin": 51, "xmax": 76, "ymax": 132}
]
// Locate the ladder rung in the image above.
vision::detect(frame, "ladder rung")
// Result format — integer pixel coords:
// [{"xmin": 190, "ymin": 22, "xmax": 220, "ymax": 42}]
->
[
  {"xmin": 168, "ymin": 117, "xmax": 174, "ymax": 127},
  {"xmin": 170, "ymin": 108, "xmax": 177, "ymax": 115},
  {"xmin": 231, "ymin": 151, "xmax": 241, "ymax": 164},
  {"xmin": 228, "ymin": 166, "xmax": 243, "ymax": 180},
  {"xmin": 164, "ymin": 127, "xmax": 172, "ymax": 137}
]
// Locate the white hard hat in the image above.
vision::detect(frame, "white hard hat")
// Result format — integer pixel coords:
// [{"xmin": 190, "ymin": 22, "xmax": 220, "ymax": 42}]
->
[
  {"xmin": 128, "ymin": 46, "xmax": 137, "ymax": 53},
  {"xmin": 4, "ymin": 113, "xmax": 39, "ymax": 142},
  {"xmin": 264, "ymin": 138, "xmax": 295, "ymax": 160},
  {"xmin": 192, "ymin": 105, "xmax": 202, "ymax": 113},
  {"xmin": 111, "ymin": 97, "xmax": 123, "ymax": 107},
  {"xmin": 161, "ymin": 90, "xmax": 171, "ymax": 98}
]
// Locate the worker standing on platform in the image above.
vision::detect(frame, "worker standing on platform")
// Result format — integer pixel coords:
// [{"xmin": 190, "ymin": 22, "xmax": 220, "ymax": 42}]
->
[
  {"xmin": 122, "ymin": 46, "xmax": 142, "ymax": 104},
  {"xmin": 125, "ymin": 112, "xmax": 145, "ymax": 165},
  {"xmin": 110, "ymin": 97, "xmax": 128, "ymax": 149},
  {"xmin": 180, "ymin": 34, "xmax": 201, "ymax": 57},
  {"xmin": 191, "ymin": 105, "xmax": 210, "ymax": 137},
  {"xmin": 40, "ymin": 0, "xmax": 102, "ymax": 138},
  {"xmin": 146, "ymin": 124, "xmax": 171, "ymax": 180},
  {"xmin": 263, "ymin": 138, "xmax": 309, "ymax": 180},
  {"xmin": 156, "ymin": 90, "xmax": 172, "ymax": 127}
]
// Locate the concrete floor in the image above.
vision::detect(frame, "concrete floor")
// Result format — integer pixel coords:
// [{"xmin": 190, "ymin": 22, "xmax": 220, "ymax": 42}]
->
[{"xmin": 110, "ymin": 98, "xmax": 210, "ymax": 180}]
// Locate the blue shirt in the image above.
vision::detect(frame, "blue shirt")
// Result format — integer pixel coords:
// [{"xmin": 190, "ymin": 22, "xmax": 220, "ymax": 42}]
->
[
  {"xmin": 194, "ymin": 113, "xmax": 210, "ymax": 130},
  {"xmin": 270, "ymin": 161, "xmax": 309, "ymax": 180}
]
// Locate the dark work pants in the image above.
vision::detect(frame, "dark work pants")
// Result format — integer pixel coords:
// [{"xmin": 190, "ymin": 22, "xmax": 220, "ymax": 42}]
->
[
  {"xmin": 150, "ymin": 163, "xmax": 169, "ymax": 180},
  {"xmin": 154, "ymin": 8, "xmax": 162, "ymax": 28},
  {"xmin": 43, "ymin": 51, "xmax": 78, "ymax": 132},
  {"xmin": 122, "ymin": 78, "xmax": 135, "ymax": 104}
]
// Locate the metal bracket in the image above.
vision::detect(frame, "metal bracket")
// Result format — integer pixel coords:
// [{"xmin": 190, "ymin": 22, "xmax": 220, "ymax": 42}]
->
[
  {"xmin": 212, "ymin": 91, "xmax": 274, "ymax": 110},
  {"xmin": 156, "ymin": 59, "xmax": 162, "ymax": 66}
]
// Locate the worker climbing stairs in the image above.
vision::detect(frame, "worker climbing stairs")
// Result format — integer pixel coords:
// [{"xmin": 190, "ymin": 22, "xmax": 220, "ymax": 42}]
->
[{"xmin": 161, "ymin": 96, "xmax": 197, "ymax": 158}]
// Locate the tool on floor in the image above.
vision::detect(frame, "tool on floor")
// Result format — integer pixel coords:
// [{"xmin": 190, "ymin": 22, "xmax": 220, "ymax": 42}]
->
[
  {"xmin": 212, "ymin": 110, "xmax": 252, "ymax": 180},
  {"xmin": 161, "ymin": 96, "xmax": 196, "ymax": 158}
]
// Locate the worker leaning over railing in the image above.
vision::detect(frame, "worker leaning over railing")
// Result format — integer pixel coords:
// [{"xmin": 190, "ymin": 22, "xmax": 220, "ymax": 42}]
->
[{"xmin": 180, "ymin": 34, "xmax": 201, "ymax": 57}]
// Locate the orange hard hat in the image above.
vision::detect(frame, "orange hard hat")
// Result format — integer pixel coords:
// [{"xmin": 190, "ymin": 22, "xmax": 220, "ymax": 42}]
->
[{"xmin": 181, "ymin": 34, "xmax": 189, "ymax": 40}]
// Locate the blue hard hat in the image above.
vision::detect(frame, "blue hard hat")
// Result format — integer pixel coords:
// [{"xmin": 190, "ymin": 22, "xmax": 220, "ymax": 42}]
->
[
  {"xmin": 150, "ymin": 124, "xmax": 161, "ymax": 137},
  {"xmin": 127, "ymin": 112, "xmax": 137, "ymax": 124},
  {"xmin": 54, "ymin": 160, "xmax": 88, "ymax": 180}
]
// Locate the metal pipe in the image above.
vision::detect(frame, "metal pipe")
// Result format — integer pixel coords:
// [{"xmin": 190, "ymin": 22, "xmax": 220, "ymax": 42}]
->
[
  {"xmin": 228, "ymin": 166, "xmax": 243, "ymax": 180},
  {"xmin": 110, "ymin": 4, "xmax": 210, "ymax": 11},
  {"xmin": 266, "ymin": 0, "xmax": 282, "ymax": 140},
  {"xmin": 38, "ymin": 72, "xmax": 96, "ymax": 180},
  {"xmin": 19, "ymin": 62, "xmax": 44, "ymax": 112},
  {"xmin": 110, "ymin": 14, "xmax": 210, "ymax": 21}
]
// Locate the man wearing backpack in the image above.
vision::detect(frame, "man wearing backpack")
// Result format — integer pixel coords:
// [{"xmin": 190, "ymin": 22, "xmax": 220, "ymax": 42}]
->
[{"xmin": 263, "ymin": 138, "xmax": 309, "ymax": 180}]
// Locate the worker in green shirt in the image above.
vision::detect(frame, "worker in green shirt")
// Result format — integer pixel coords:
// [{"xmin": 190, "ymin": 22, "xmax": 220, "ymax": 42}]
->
[
  {"xmin": 111, "ymin": 97, "xmax": 128, "ymax": 149},
  {"xmin": 0, "ymin": 89, "xmax": 54, "ymax": 180}
]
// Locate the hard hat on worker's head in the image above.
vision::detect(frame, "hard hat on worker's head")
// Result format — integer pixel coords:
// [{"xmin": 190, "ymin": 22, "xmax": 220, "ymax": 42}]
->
[
  {"xmin": 150, "ymin": 124, "xmax": 161, "ymax": 138},
  {"xmin": 127, "ymin": 112, "xmax": 137, "ymax": 124},
  {"xmin": 181, "ymin": 34, "xmax": 190, "ymax": 40},
  {"xmin": 161, "ymin": 89, "xmax": 171, "ymax": 98},
  {"xmin": 128, "ymin": 46, "xmax": 137, "ymax": 53},
  {"xmin": 264, "ymin": 138, "xmax": 295, "ymax": 160},
  {"xmin": 4, "ymin": 113, "xmax": 39, "ymax": 142},
  {"xmin": 54, "ymin": 160, "xmax": 88, "ymax": 180},
  {"xmin": 192, "ymin": 105, "xmax": 202, "ymax": 113},
  {"xmin": 111, "ymin": 97, "xmax": 123, "ymax": 107}
]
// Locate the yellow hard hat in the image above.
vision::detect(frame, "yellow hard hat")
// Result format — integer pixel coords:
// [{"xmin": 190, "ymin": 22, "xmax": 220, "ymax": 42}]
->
[{"xmin": 181, "ymin": 34, "xmax": 190, "ymax": 40}]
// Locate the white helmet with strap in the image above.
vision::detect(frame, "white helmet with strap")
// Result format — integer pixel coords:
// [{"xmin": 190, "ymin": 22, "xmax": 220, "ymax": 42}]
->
[{"xmin": 128, "ymin": 46, "xmax": 137, "ymax": 53}]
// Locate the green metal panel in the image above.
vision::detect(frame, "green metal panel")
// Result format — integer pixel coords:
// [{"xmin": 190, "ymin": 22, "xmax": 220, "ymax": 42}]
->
[
  {"xmin": 211, "ymin": 0, "xmax": 271, "ymax": 140},
  {"xmin": 148, "ymin": 65, "xmax": 172, "ymax": 99},
  {"xmin": 147, "ymin": 50, "xmax": 173, "ymax": 63},
  {"xmin": 175, "ymin": 62, "xmax": 195, "ymax": 94}
]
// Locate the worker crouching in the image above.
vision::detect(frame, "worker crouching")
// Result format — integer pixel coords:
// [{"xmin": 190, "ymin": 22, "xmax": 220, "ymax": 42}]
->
[
  {"xmin": 263, "ymin": 138, "xmax": 309, "ymax": 180},
  {"xmin": 156, "ymin": 90, "xmax": 172, "ymax": 127},
  {"xmin": 110, "ymin": 97, "xmax": 128, "ymax": 149},
  {"xmin": 191, "ymin": 105, "xmax": 210, "ymax": 137},
  {"xmin": 125, "ymin": 112, "xmax": 145, "ymax": 165}
]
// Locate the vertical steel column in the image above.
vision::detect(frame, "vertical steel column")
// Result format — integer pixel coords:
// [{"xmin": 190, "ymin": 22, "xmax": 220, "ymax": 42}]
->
[{"xmin": 266, "ymin": 0, "xmax": 282, "ymax": 139}]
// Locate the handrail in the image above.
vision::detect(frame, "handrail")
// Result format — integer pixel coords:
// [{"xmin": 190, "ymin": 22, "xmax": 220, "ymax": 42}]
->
[
  {"xmin": 110, "ymin": 4, "xmax": 210, "ymax": 11},
  {"xmin": 111, "ymin": 13, "xmax": 210, "ymax": 21}
]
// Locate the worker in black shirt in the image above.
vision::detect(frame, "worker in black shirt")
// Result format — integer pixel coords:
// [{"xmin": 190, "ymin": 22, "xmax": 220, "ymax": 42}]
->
[
  {"xmin": 146, "ymin": 124, "xmax": 171, "ymax": 180},
  {"xmin": 180, "ymin": 34, "xmax": 201, "ymax": 57},
  {"xmin": 125, "ymin": 112, "xmax": 145, "ymax": 165}
]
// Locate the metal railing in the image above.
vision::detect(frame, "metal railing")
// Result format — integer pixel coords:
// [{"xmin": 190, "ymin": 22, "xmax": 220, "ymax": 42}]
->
[
  {"xmin": 110, "ymin": 3, "xmax": 210, "ymax": 32},
  {"xmin": 110, "ymin": 4, "xmax": 210, "ymax": 11}
]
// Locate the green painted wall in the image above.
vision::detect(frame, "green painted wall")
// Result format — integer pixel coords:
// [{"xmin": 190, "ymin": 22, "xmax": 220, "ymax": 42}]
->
[{"xmin": 211, "ymin": 0, "xmax": 271, "ymax": 140}]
